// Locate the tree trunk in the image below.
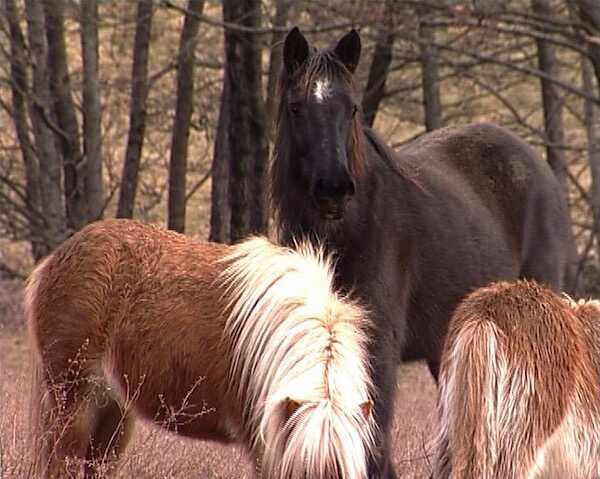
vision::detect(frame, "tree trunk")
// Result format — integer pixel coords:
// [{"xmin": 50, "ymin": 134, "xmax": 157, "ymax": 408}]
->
[
  {"xmin": 222, "ymin": 0, "xmax": 269, "ymax": 242},
  {"xmin": 532, "ymin": 0, "xmax": 568, "ymax": 193},
  {"xmin": 209, "ymin": 72, "xmax": 231, "ymax": 243},
  {"xmin": 80, "ymin": 0, "xmax": 104, "ymax": 222},
  {"xmin": 576, "ymin": 0, "xmax": 600, "ymax": 86},
  {"xmin": 362, "ymin": 0, "xmax": 396, "ymax": 128},
  {"xmin": 582, "ymin": 57, "xmax": 600, "ymax": 262},
  {"xmin": 4, "ymin": 0, "xmax": 46, "ymax": 259},
  {"xmin": 116, "ymin": 0, "xmax": 154, "ymax": 219},
  {"xmin": 24, "ymin": 0, "xmax": 67, "ymax": 253},
  {"xmin": 575, "ymin": 0, "xmax": 600, "ymax": 258},
  {"xmin": 43, "ymin": 0, "xmax": 87, "ymax": 231},
  {"xmin": 417, "ymin": 6, "xmax": 442, "ymax": 131},
  {"xmin": 265, "ymin": 0, "xmax": 292, "ymax": 135},
  {"xmin": 167, "ymin": 0, "xmax": 204, "ymax": 233}
]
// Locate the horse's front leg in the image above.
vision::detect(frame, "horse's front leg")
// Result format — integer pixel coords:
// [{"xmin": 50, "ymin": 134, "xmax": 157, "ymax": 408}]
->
[
  {"xmin": 426, "ymin": 361, "xmax": 440, "ymax": 383},
  {"xmin": 366, "ymin": 331, "xmax": 399, "ymax": 479}
]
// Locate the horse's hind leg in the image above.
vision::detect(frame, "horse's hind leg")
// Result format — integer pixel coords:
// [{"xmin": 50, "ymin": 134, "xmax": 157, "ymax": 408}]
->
[
  {"xmin": 83, "ymin": 391, "xmax": 134, "ymax": 478},
  {"xmin": 31, "ymin": 342, "xmax": 106, "ymax": 478},
  {"xmin": 35, "ymin": 376, "xmax": 98, "ymax": 478},
  {"xmin": 431, "ymin": 433, "xmax": 451, "ymax": 479}
]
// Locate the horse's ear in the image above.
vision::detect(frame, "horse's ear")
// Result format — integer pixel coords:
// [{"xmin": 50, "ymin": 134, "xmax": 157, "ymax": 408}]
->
[
  {"xmin": 334, "ymin": 29, "xmax": 361, "ymax": 74},
  {"xmin": 283, "ymin": 26, "xmax": 309, "ymax": 75},
  {"xmin": 359, "ymin": 400, "xmax": 373, "ymax": 421},
  {"xmin": 283, "ymin": 397, "xmax": 302, "ymax": 425}
]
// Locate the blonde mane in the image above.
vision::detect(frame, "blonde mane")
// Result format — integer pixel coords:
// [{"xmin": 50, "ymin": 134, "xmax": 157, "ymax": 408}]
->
[{"xmin": 220, "ymin": 237, "xmax": 375, "ymax": 478}]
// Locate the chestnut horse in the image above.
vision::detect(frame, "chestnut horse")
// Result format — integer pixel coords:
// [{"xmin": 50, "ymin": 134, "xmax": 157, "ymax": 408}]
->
[
  {"xmin": 435, "ymin": 280, "xmax": 600, "ymax": 478},
  {"xmin": 271, "ymin": 27, "xmax": 574, "ymax": 477},
  {"xmin": 27, "ymin": 219, "xmax": 375, "ymax": 478}
]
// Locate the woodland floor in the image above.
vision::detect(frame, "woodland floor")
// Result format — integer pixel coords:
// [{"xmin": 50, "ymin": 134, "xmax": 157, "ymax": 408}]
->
[{"xmin": 0, "ymin": 309, "xmax": 438, "ymax": 478}]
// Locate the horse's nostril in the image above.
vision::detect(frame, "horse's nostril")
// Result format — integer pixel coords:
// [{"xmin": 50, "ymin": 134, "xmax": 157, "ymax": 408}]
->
[
  {"xmin": 314, "ymin": 178, "xmax": 328, "ymax": 198},
  {"xmin": 347, "ymin": 178, "xmax": 356, "ymax": 196},
  {"xmin": 314, "ymin": 175, "xmax": 355, "ymax": 199}
]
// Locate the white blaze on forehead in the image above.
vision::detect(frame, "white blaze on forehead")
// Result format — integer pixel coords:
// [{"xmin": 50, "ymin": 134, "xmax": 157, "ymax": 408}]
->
[{"xmin": 313, "ymin": 78, "xmax": 332, "ymax": 103}]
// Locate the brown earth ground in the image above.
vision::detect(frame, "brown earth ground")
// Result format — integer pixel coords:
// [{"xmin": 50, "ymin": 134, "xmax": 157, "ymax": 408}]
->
[{"xmin": 0, "ymin": 322, "xmax": 438, "ymax": 479}]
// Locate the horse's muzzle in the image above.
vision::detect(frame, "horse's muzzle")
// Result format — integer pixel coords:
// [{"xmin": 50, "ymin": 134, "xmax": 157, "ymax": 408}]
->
[
  {"xmin": 313, "ymin": 174, "xmax": 355, "ymax": 220},
  {"xmin": 316, "ymin": 196, "xmax": 346, "ymax": 220}
]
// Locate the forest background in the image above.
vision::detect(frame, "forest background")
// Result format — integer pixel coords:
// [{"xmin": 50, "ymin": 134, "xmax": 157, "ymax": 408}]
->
[
  {"xmin": 1, "ymin": 0, "xmax": 600, "ymax": 295},
  {"xmin": 2, "ymin": 1, "xmax": 600, "ymax": 477}
]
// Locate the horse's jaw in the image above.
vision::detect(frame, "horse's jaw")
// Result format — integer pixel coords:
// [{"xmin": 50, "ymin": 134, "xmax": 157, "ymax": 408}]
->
[
  {"xmin": 315, "ymin": 190, "xmax": 356, "ymax": 221},
  {"xmin": 275, "ymin": 190, "xmax": 350, "ymax": 244}
]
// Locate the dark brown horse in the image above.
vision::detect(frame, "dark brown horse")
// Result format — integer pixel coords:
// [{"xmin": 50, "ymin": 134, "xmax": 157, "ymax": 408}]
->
[
  {"xmin": 271, "ymin": 27, "xmax": 574, "ymax": 478},
  {"xmin": 435, "ymin": 280, "xmax": 600, "ymax": 478}
]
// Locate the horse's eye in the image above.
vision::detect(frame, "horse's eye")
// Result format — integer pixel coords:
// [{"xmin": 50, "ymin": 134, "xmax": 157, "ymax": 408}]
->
[
  {"xmin": 352, "ymin": 104, "xmax": 358, "ymax": 117},
  {"xmin": 289, "ymin": 103, "xmax": 301, "ymax": 116}
]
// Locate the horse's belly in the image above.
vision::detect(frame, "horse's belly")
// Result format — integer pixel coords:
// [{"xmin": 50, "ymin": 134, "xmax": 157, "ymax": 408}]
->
[
  {"xmin": 132, "ymin": 393, "xmax": 238, "ymax": 443},
  {"xmin": 105, "ymin": 357, "xmax": 237, "ymax": 443}
]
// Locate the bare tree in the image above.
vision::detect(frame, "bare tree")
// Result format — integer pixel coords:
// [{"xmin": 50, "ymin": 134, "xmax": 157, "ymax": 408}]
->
[
  {"xmin": 209, "ymin": 73, "xmax": 231, "ymax": 243},
  {"xmin": 80, "ymin": 0, "xmax": 103, "ymax": 222},
  {"xmin": 583, "ymin": 57, "xmax": 600, "ymax": 256},
  {"xmin": 417, "ymin": 5, "xmax": 442, "ymax": 131},
  {"xmin": 2, "ymin": 0, "xmax": 600, "ymax": 275},
  {"xmin": 117, "ymin": 0, "xmax": 154, "ymax": 219},
  {"xmin": 43, "ymin": 0, "xmax": 87, "ymax": 230},
  {"xmin": 167, "ymin": 0, "xmax": 205, "ymax": 233},
  {"xmin": 362, "ymin": 0, "xmax": 396, "ymax": 128},
  {"xmin": 575, "ymin": 0, "xmax": 600, "ymax": 87},
  {"xmin": 3, "ymin": 0, "xmax": 46, "ymax": 259},
  {"xmin": 24, "ymin": 0, "xmax": 67, "ymax": 252},
  {"xmin": 532, "ymin": 0, "xmax": 568, "ymax": 192},
  {"xmin": 222, "ymin": 0, "xmax": 269, "ymax": 242},
  {"xmin": 265, "ymin": 0, "xmax": 293, "ymax": 134}
]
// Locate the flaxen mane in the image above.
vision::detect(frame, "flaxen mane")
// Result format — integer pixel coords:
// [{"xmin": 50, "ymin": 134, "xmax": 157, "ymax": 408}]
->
[{"xmin": 220, "ymin": 237, "xmax": 375, "ymax": 478}]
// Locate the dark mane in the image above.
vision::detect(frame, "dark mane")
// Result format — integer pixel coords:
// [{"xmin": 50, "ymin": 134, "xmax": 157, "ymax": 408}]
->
[
  {"xmin": 362, "ymin": 127, "xmax": 428, "ymax": 194},
  {"xmin": 270, "ymin": 47, "xmax": 423, "ymax": 233}
]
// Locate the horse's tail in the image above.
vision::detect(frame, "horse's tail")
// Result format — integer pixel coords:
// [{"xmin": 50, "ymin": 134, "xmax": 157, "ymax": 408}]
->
[
  {"xmin": 25, "ymin": 256, "xmax": 53, "ymax": 477},
  {"xmin": 29, "ymin": 337, "xmax": 51, "ymax": 477},
  {"xmin": 436, "ymin": 317, "xmax": 506, "ymax": 479}
]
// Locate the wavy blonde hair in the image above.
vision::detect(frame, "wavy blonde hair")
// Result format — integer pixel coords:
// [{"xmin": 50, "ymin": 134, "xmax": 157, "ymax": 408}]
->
[{"xmin": 220, "ymin": 237, "xmax": 376, "ymax": 479}]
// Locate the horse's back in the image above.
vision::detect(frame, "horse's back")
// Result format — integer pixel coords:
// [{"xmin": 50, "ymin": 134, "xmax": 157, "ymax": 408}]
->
[
  {"xmin": 400, "ymin": 122, "xmax": 572, "ymax": 291},
  {"xmin": 28, "ymin": 219, "xmax": 227, "ymax": 340}
]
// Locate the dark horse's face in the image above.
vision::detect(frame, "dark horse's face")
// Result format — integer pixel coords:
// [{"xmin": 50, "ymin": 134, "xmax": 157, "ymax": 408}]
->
[{"xmin": 281, "ymin": 27, "xmax": 362, "ymax": 220}]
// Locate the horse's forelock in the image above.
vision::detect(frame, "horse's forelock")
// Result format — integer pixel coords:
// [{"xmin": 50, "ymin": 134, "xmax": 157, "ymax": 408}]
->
[
  {"xmin": 271, "ymin": 48, "xmax": 366, "ymax": 226},
  {"xmin": 278, "ymin": 49, "xmax": 355, "ymax": 100}
]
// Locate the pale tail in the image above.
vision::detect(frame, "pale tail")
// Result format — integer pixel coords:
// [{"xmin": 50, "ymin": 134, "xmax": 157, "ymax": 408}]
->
[
  {"xmin": 25, "ymin": 256, "xmax": 52, "ymax": 477},
  {"xmin": 437, "ymin": 318, "xmax": 506, "ymax": 479}
]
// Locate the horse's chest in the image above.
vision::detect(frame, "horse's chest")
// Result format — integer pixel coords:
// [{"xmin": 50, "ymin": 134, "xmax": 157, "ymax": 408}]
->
[{"xmin": 336, "ymin": 257, "xmax": 409, "ymax": 335}]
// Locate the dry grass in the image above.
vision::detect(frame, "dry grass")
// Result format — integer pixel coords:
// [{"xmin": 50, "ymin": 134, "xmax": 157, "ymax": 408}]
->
[
  {"xmin": 0, "ymin": 280, "xmax": 439, "ymax": 478},
  {"xmin": 0, "ymin": 329, "xmax": 255, "ymax": 479}
]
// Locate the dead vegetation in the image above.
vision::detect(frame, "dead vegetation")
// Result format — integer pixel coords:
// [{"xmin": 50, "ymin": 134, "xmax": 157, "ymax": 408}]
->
[{"xmin": 0, "ymin": 291, "xmax": 438, "ymax": 478}]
